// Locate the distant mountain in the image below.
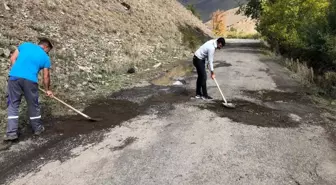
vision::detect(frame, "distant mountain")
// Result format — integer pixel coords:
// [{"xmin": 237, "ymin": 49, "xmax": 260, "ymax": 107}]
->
[{"xmin": 178, "ymin": 0, "xmax": 248, "ymax": 22}]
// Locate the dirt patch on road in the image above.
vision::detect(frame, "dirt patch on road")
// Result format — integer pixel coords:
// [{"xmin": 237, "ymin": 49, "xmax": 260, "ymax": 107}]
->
[
  {"xmin": 0, "ymin": 85, "xmax": 193, "ymax": 184},
  {"xmin": 47, "ymin": 100, "xmax": 141, "ymax": 138},
  {"xmin": 46, "ymin": 85, "xmax": 193, "ymax": 138},
  {"xmin": 198, "ymin": 100, "xmax": 299, "ymax": 128},
  {"xmin": 11, "ymin": 85, "xmax": 193, "ymax": 140},
  {"xmin": 258, "ymin": 68, "xmax": 270, "ymax": 73},
  {"xmin": 110, "ymin": 137, "xmax": 138, "ymax": 152},
  {"xmin": 197, "ymin": 89, "xmax": 323, "ymax": 128},
  {"xmin": 214, "ymin": 61, "xmax": 232, "ymax": 68},
  {"xmin": 241, "ymin": 90, "xmax": 321, "ymax": 119},
  {"xmin": 243, "ymin": 90, "xmax": 307, "ymax": 103}
]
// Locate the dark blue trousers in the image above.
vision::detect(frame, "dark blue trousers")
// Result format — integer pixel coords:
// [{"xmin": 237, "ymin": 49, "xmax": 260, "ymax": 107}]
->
[
  {"xmin": 193, "ymin": 56, "xmax": 208, "ymax": 96},
  {"xmin": 7, "ymin": 77, "xmax": 43, "ymax": 136}
]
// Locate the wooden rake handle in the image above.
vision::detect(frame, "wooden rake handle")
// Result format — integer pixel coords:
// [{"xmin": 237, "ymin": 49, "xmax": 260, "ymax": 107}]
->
[
  {"xmin": 213, "ymin": 78, "xmax": 228, "ymax": 104},
  {"xmin": 38, "ymin": 87, "xmax": 91, "ymax": 119}
]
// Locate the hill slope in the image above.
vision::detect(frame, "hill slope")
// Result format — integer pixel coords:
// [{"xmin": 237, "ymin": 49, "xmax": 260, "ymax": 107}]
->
[{"xmin": 0, "ymin": 0, "xmax": 211, "ymax": 132}]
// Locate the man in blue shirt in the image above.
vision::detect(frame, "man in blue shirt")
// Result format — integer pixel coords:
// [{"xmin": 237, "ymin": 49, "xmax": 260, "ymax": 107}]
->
[{"xmin": 4, "ymin": 38, "xmax": 54, "ymax": 141}]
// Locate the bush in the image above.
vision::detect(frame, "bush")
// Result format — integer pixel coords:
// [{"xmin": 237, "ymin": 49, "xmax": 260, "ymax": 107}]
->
[
  {"xmin": 241, "ymin": 0, "xmax": 336, "ymax": 96},
  {"xmin": 226, "ymin": 31, "xmax": 261, "ymax": 39},
  {"xmin": 186, "ymin": 4, "xmax": 201, "ymax": 20}
]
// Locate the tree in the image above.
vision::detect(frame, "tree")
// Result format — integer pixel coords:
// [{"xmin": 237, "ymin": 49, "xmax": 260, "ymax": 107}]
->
[
  {"xmin": 236, "ymin": 0, "xmax": 265, "ymax": 19},
  {"xmin": 211, "ymin": 10, "xmax": 226, "ymax": 36}
]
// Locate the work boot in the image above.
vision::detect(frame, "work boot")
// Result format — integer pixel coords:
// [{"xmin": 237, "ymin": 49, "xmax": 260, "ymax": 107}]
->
[
  {"xmin": 3, "ymin": 134, "xmax": 18, "ymax": 141},
  {"xmin": 34, "ymin": 126, "xmax": 45, "ymax": 136}
]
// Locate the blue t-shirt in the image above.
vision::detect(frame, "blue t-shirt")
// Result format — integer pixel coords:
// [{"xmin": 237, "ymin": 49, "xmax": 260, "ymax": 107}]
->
[{"xmin": 9, "ymin": 42, "xmax": 51, "ymax": 83}]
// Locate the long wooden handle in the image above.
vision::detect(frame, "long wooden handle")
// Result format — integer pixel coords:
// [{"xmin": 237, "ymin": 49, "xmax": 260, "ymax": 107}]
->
[
  {"xmin": 213, "ymin": 78, "xmax": 228, "ymax": 104},
  {"xmin": 38, "ymin": 87, "xmax": 91, "ymax": 119}
]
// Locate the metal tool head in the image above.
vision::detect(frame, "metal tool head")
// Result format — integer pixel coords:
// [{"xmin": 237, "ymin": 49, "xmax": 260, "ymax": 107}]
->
[
  {"xmin": 223, "ymin": 102, "xmax": 235, "ymax": 109},
  {"xmin": 88, "ymin": 117, "xmax": 103, "ymax": 122}
]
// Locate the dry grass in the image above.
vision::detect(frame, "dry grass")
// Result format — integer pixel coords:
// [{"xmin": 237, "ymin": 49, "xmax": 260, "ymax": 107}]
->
[
  {"xmin": 284, "ymin": 58, "xmax": 315, "ymax": 85},
  {"xmin": 282, "ymin": 58, "xmax": 336, "ymax": 100},
  {"xmin": 0, "ymin": 0, "xmax": 212, "ymax": 135}
]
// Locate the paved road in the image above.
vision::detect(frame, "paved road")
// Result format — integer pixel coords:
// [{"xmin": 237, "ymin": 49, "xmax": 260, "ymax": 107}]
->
[{"xmin": 1, "ymin": 39, "xmax": 336, "ymax": 185}]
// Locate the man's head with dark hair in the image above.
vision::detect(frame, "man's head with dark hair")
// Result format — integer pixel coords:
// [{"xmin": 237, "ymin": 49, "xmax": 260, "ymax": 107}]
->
[
  {"xmin": 38, "ymin": 38, "xmax": 53, "ymax": 53},
  {"xmin": 216, "ymin": 37, "xmax": 226, "ymax": 49}
]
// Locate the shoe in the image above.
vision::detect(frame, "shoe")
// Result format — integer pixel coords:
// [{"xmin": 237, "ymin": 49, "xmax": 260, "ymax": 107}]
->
[
  {"xmin": 3, "ymin": 135, "xmax": 18, "ymax": 141},
  {"xmin": 202, "ymin": 95, "xmax": 213, "ymax": 100},
  {"xmin": 195, "ymin": 95, "xmax": 202, "ymax": 99},
  {"xmin": 34, "ymin": 126, "xmax": 45, "ymax": 136}
]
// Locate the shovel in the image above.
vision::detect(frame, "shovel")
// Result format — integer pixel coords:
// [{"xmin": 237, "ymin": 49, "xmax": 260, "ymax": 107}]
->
[
  {"xmin": 38, "ymin": 87, "xmax": 101, "ymax": 122},
  {"xmin": 213, "ymin": 78, "xmax": 235, "ymax": 109}
]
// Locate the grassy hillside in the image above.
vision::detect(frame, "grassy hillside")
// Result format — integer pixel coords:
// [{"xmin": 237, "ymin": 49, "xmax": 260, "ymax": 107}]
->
[{"xmin": 0, "ymin": 0, "xmax": 212, "ymax": 134}]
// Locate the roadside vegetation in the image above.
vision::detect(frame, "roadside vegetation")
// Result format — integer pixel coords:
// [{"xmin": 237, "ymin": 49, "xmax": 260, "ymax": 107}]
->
[
  {"xmin": 240, "ymin": 0, "xmax": 336, "ymax": 98},
  {"xmin": 209, "ymin": 9, "xmax": 259, "ymax": 39},
  {"xmin": 226, "ymin": 28, "xmax": 261, "ymax": 39}
]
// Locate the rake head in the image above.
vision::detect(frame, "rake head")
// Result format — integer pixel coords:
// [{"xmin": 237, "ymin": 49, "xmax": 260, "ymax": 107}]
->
[{"xmin": 222, "ymin": 102, "xmax": 235, "ymax": 109}]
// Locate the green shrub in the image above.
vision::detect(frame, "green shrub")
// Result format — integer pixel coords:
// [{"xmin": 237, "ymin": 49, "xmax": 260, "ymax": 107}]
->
[
  {"xmin": 186, "ymin": 4, "xmax": 201, "ymax": 20},
  {"xmin": 241, "ymin": 0, "xmax": 336, "ymax": 97}
]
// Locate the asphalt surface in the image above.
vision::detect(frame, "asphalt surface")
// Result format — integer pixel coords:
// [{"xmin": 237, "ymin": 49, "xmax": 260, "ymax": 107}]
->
[{"xmin": 1, "ymin": 39, "xmax": 336, "ymax": 185}]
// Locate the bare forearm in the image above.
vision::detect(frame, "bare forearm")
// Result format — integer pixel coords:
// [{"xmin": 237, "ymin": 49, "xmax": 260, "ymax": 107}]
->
[
  {"xmin": 10, "ymin": 49, "xmax": 19, "ymax": 67},
  {"xmin": 9, "ymin": 59, "xmax": 14, "ymax": 65},
  {"xmin": 208, "ymin": 49, "xmax": 215, "ymax": 72},
  {"xmin": 43, "ymin": 75, "xmax": 50, "ymax": 91},
  {"xmin": 8, "ymin": 59, "xmax": 15, "ymax": 71}
]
